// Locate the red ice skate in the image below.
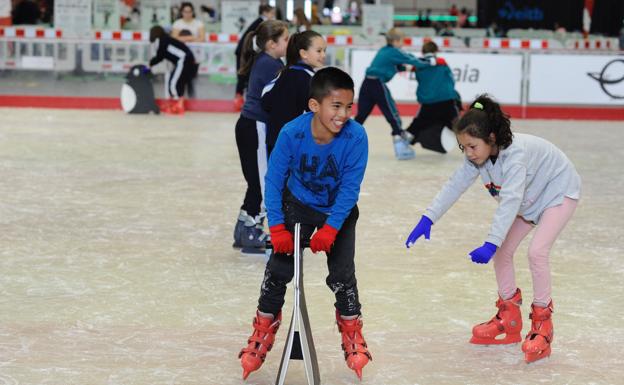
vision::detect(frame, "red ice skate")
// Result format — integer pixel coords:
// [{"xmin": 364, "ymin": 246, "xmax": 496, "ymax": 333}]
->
[
  {"xmin": 470, "ymin": 288, "xmax": 523, "ymax": 345},
  {"xmin": 336, "ymin": 311, "xmax": 372, "ymax": 380},
  {"xmin": 522, "ymin": 302, "xmax": 554, "ymax": 363},
  {"xmin": 169, "ymin": 98, "xmax": 185, "ymax": 115},
  {"xmin": 239, "ymin": 311, "xmax": 281, "ymax": 379}
]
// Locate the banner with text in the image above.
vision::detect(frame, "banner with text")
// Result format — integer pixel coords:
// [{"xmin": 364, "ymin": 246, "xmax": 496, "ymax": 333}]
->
[
  {"xmin": 350, "ymin": 50, "xmax": 523, "ymax": 104},
  {"xmin": 529, "ymin": 54, "xmax": 624, "ymax": 105}
]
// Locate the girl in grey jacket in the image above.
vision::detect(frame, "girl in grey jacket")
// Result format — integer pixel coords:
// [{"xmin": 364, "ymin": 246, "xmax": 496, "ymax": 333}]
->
[{"xmin": 405, "ymin": 94, "xmax": 580, "ymax": 364}]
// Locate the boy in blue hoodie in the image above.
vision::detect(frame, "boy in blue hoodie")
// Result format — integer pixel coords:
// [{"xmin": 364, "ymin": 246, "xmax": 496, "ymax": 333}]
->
[
  {"xmin": 404, "ymin": 41, "xmax": 461, "ymax": 154},
  {"xmin": 239, "ymin": 67, "xmax": 371, "ymax": 381},
  {"xmin": 355, "ymin": 28, "xmax": 434, "ymax": 160}
]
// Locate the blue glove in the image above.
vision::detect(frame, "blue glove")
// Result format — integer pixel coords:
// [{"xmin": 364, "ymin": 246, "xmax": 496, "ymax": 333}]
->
[
  {"xmin": 469, "ymin": 242, "xmax": 497, "ymax": 264},
  {"xmin": 141, "ymin": 65, "xmax": 151, "ymax": 74},
  {"xmin": 405, "ymin": 215, "xmax": 433, "ymax": 248}
]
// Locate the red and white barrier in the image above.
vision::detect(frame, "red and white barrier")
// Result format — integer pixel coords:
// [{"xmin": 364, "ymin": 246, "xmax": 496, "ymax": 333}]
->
[
  {"xmin": 207, "ymin": 33, "xmax": 238, "ymax": 43},
  {"xmin": 567, "ymin": 38, "xmax": 619, "ymax": 50},
  {"xmin": 479, "ymin": 38, "xmax": 552, "ymax": 49},
  {"xmin": 94, "ymin": 30, "xmax": 149, "ymax": 41},
  {"xmin": 325, "ymin": 35, "xmax": 353, "ymax": 45},
  {"xmin": 0, "ymin": 27, "xmax": 62, "ymax": 39}
]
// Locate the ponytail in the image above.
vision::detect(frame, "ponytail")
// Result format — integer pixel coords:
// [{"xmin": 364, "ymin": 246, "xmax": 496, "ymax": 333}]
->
[
  {"xmin": 239, "ymin": 20, "xmax": 288, "ymax": 77},
  {"xmin": 453, "ymin": 94, "xmax": 513, "ymax": 149},
  {"xmin": 285, "ymin": 30, "xmax": 323, "ymax": 68}
]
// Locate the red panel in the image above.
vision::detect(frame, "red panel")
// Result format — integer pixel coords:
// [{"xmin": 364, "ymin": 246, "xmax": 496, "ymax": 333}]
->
[{"xmin": 1, "ymin": 96, "xmax": 623, "ymax": 120}]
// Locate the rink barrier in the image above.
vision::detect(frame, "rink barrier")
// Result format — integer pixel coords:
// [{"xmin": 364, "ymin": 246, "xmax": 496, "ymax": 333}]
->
[
  {"xmin": 402, "ymin": 36, "xmax": 465, "ymax": 48},
  {"xmin": 0, "ymin": 27, "xmax": 74, "ymax": 71},
  {"xmin": 566, "ymin": 38, "xmax": 620, "ymax": 51},
  {"xmin": 472, "ymin": 37, "xmax": 564, "ymax": 50}
]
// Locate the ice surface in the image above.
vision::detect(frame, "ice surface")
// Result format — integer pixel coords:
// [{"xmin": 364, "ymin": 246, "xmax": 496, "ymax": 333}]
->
[{"xmin": 0, "ymin": 109, "xmax": 623, "ymax": 385}]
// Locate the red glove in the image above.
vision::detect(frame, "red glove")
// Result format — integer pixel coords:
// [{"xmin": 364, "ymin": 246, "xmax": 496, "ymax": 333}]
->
[
  {"xmin": 269, "ymin": 224, "xmax": 294, "ymax": 254},
  {"xmin": 310, "ymin": 224, "xmax": 339, "ymax": 253},
  {"xmin": 436, "ymin": 57, "xmax": 447, "ymax": 66}
]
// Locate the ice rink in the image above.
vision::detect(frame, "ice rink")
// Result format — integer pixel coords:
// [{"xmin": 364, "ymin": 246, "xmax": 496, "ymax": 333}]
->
[{"xmin": 1, "ymin": 108, "xmax": 623, "ymax": 385}]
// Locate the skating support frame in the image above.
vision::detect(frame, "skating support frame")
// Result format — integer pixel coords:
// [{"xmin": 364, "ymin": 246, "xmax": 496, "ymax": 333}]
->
[{"xmin": 275, "ymin": 223, "xmax": 321, "ymax": 385}]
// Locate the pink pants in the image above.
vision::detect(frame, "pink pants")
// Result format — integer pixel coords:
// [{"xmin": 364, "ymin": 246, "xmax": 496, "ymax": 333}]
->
[{"xmin": 494, "ymin": 197, "xmax": 578, "ymax": 307}]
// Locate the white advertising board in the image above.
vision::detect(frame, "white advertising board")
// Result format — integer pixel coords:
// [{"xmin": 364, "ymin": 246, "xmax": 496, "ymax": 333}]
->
[
  {"xmin": 529, "ymin": 54, "xmax": 624, "ymax": 105},
  {"xmin": 54, "ymin": 0, "xmax": 92, "ymax": 38},
  {"xmin": 351, "ymin": 50, "xmax": 523, "ymax": 104},
  {"xmin": 221, "ymin": 1, "xmax": 260, "ymax": 34}
]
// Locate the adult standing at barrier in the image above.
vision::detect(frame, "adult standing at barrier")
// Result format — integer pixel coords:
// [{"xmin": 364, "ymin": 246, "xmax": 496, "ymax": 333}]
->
[
  {"xmin": 171, "ymin": 2, "xmax": 203, "ymax": 98},
  {"xmin": 148, "ymin": 26, "xmax": 197, "ymax": 114},
  {"xmin": 171, "ymin": 2, "xmax": 205, "ymax": 42},
  {"xmin": 233, "ymin": 4, "xmax": 276, "ymax": 111}
]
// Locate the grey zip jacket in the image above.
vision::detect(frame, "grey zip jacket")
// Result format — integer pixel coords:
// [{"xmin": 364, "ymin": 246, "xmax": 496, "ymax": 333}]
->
[{"xmin": 425, "ymin": 133, "xmax": 581, "ymax": 246}]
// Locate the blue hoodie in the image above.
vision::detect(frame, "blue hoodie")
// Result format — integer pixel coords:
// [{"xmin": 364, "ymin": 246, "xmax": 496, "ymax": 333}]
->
[
  {"xmin": 365, "ymin": 44, "xmax": 433, "ymax": 83},
  {"xmin": 265, "ymin": 112, "xmax": 368, "ymax": 230}
]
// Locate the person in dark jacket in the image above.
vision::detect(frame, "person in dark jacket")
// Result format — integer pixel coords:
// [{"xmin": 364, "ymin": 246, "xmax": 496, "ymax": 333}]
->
[
  {"xmin": 261, "ymin": 30, "xmax": 327, "ymax": 155},
  {"xmin": 233, "ymin": 4, "xmax": 276, "ymax": 110},
  {"xmin": 148, "ymin": 25, "xmax": 197, "ymax": 114}
]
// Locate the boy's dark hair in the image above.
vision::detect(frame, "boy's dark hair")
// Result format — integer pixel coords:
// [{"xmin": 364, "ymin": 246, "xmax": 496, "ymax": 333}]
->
[
  {"xmin": 149, "ymin": 25, "xmax": 166, "ymax": 42},
  {"xmin": 309, "ymin": 67, "xmax": 354, "ymax": 102},
  {"xmin": 422, "ymin": 41, "xmax": 438, "ymax": 54},
  {"xmin": 285, "ymin": 30, "xmax": 323, "ymax": 68},
  {"xmin": 238, "ymin": 19, "xmax": 288, "ymax": 76},
  {"xmin": 453, "ymin": 94, "xmax": 513, "ymax": 149}
]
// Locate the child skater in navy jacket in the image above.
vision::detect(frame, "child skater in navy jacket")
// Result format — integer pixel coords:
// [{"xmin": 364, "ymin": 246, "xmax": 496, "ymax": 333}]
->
[
  {"xmin": 261, "ymin": 30, "xmax": 327, "ymax": 155},
  {"xmin": 239, "ymin": 67, "xmax": 372, "ymax": 380},
  {"xmin": 233, "ymin": 20, "xmax": 289, "ymax": 256}
]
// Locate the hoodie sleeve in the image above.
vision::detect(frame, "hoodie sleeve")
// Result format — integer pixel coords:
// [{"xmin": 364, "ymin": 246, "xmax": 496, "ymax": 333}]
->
[
  {"xmin": 149, "ymin": 38, "xmax": 166, "ymax": 67},
  {"xmin": 265, "ymin": 128, "xmax": 294, "ymax": 227},
  {"xmin": 425, "ymin": 159, "xmax": 480, "ymax": 223}
]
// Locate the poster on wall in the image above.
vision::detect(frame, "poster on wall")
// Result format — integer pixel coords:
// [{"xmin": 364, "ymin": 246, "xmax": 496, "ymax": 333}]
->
[
  {"xmin": 221, "ymin": 1, "xmax": 259, "ymax": 34},
  {"xmin": 93, "ymin": 0, "xmax": 120, "ymax": 30},
  {"xmin": 0, "ymin": 0, "xmax": 11, "ymax": 25},
  {"xmin": 361, "ymin": 4, "xmax": 394, "ymax": 40},
  {"xmin": 54, "ymin": 0, "xmax": 92, "ymax": 38},
  {"xmin": 141, "ymin": 0, "xmax": 172, "ymax": 30},
  {"xmin": 351, "ymin": 50, "xmax": 524, "ymax": 104},
  {"xmin": 529, "ymin": 54, "xmax": 624, "ymax": 105}
]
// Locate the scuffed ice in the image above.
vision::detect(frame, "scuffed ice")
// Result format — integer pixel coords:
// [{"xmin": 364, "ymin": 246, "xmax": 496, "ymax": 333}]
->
[{"xmin": 0, "ymin": 109, "xmax": 623, "ymax": 384}]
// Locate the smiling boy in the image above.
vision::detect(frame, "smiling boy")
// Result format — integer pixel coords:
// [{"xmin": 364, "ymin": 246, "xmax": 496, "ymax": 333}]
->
[{"xmin": 239, "ymin": 67, "xmax": 371, "ymax": 380}]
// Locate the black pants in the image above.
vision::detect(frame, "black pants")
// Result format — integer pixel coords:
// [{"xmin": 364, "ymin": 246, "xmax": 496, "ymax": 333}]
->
[
  {"xmin": 355, "ymin": 77, "xmax": 402, "ymax": 136},
  {"xmin": 406, "ymin": 99, "xmax": 459, "ymax": 146},
  {"xmin": 235, "ymin": 115, "xmax": 266, "ymax": 217},
  {"xmin": 258, "ymin": 190, "xmax": 361, "ymax": 317},
  {"xmin": 167, "ymin": 60, "xmax": 197, "ymax": 98}
]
